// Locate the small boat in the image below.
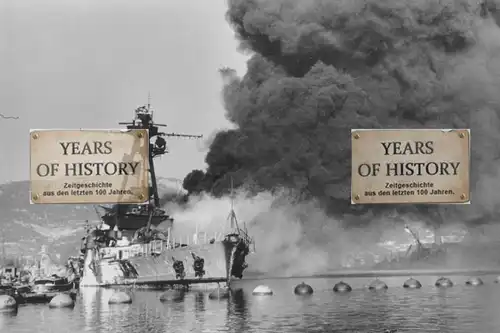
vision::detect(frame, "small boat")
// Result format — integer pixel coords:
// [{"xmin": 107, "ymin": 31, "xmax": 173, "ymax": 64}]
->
[
  {"xmin": 0, "ymin": 284, "xmax": 16, "ymax": 296},
  {"xmin": 17, "ymin": 276, "xmax": 78, "ymax": 304},
  {"xmin": 13, "ymin": 284, "xmax": 31, "ymax": 294},
  {"xmin": 21, "ymin": 291, "xmax": 77, "ymax": 304},
  {"xmin": 32, "ymin": 276, "xmax": 76, "ymax": 294},
  {"xmin": 0, "ymin": 284, "xmax": 25, "ymax": 304}
]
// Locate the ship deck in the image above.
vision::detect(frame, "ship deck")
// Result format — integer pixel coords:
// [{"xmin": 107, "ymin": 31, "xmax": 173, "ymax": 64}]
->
[
  {"xmin": 96, "ymin": 277, "xmax": 228, "ymax": 288},
  {"xmin": 134, "ymin": 277, "xmax": 227, "ymax": 285}
]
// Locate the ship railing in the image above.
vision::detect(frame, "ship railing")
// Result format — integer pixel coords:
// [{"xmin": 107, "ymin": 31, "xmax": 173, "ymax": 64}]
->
[
  {"xmin": 237, "ymin": 228, "xmax": 254, "ymax": 247},
  {"xmin": 125, "ymin": 241, "xmax": 157, "ymax": 257},
  {"xmin": 140, "ymin": 240, "xmax": 163, "ymax": 256},
  {"xmin": 112, "ymin": 230, "xmax": 252, "ymax": 257},
  {"xmin": 163, "ymin": 231, "xmax": 228, "ymax": 250}
]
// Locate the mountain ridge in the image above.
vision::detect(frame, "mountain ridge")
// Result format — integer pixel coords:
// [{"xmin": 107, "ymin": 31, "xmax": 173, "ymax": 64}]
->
[{"xmin": 0, "ymin": 177, "xmax": 185, "ymax": 263}]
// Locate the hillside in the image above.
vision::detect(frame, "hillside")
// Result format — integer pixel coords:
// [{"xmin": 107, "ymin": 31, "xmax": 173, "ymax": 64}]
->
[{"xmin": 0, "ymin": 178, "xmax": 185, "ymax": 263}]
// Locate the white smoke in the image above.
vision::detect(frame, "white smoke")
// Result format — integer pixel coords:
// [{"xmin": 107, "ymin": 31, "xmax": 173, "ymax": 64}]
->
[{"xmin": 161, "ymin": 188, "xmax": 395, "ymax": 276}]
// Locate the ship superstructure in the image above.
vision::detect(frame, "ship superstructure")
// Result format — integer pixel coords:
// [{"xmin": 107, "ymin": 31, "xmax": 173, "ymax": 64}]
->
[{"xmin": 79, "ymin": 102, "xmax": 253, "ymax": 288}]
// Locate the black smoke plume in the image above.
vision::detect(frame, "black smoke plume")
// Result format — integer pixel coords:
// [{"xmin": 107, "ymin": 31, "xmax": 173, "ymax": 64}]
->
[{"xmin": 183, "ymin": 0, "xmax": 500, "ymax": 231}]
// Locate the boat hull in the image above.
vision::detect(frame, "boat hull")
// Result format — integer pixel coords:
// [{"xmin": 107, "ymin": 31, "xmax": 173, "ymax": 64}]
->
[
  {"xmin": 20, "ymin": 291, "xmax": 77, "ymax": 304},
  {"xmin": 32, "ymin": 282, "xmax": 76, "ymax": 294},
  {"xmin": 0, "ymin": 286, "xmax": 23, "ymax": 303},
  {"xmin": 80, "ymin": 236, "xmax": 248, "ymax": 288}
]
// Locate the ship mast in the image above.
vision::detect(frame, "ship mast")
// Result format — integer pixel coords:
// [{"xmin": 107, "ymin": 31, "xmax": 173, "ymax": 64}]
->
[
  {"xmin": 227, "ymin": 177, "xmax": 240, "ymax": 232},
  {"xmin": 225, "ymin": 177, "xmax": 255, "ymax": 252},
  {"xmin": 0, "ymin": 231, "xmax": 5, "ymax": 264},
  {"xmin": 118, "ymin": 98, "xmax": 203, "ymax": 208}
]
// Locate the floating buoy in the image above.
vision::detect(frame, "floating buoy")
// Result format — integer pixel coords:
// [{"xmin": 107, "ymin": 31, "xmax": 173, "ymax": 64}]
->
[
  {"xmin": 159, "ymin": 289, "xmax": 185, "ymax": 302},
  {"xmin": 403, "ymin": 278, "xmax": 422, "ymax": 289},
  {"xmin": 435, "ymin": 277, "xmax": 453, "ymax": 288},
  {"xmin": 252, "ymin": 285, "xmax": 273, "ymax": 296},
  {"xmin": 49, "ymin": 294, "xmax": 75, "ymax": 308},
  {"xmin": 294, "ymin": 282, "xmax": 313, "ymax": 295},
  {"xmin": 108, "ymin": 291, "xmax": 132, "ymax": 304},
  {"xmin": 368, "ymin": 279, "xmax": 387, "ymax": 291},
  {"xmin": 333, "ymin": 281, "xmax": 352, "ymax": 293},
  {"xmin": 495, "ymin": 276, "xmax": 500, "ymax": 283},
  {"xmin": 0, "ymin": 295, "xmax": 17, "ymax": 312},
  {"xmin": 465, "ymin": 277, "xmax": 483, "ymax": 286},
  {"xmin": 208, "ymin": 287, "xmax": 230, "ymax": 300}
]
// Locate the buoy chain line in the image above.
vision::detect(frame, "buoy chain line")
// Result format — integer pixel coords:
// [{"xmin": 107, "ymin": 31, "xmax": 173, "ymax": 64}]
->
[
  {"xmin": 279, "ymin": 276, "xmax": 494, "ymax": 294},
  {"xmin": 4, "ymin": 276, "xmax": 494, "ymax": 311}
]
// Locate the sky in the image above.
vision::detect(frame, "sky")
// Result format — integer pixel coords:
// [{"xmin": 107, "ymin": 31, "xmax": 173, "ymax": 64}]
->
[{"xmin": 0, "ymin": 0, "xmax": 248, "ymax": 185}]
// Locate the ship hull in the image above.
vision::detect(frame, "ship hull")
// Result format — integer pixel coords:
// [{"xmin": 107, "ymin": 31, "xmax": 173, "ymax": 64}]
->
[{"xmin": 80, "ymin": 236, "xmax": 248, "ymax": 288}]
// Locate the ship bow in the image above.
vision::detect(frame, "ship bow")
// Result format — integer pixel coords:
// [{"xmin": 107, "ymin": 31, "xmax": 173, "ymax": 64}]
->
[{"xmin": 223, "ymin": 234, "xmax": 250, "ymax": 280}]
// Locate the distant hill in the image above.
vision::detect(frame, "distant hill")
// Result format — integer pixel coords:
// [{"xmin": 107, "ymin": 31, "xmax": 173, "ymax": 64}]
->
[{"xmin": 0, "ymin": 177, "xmax": 186, "ymax": 263}]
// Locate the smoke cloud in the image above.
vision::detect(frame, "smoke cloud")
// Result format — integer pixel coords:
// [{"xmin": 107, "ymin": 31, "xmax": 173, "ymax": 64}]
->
[
  {"xmin": 166, "ymin": 188, "xmax": 397, "ymax": 276},
  {"xmin": 177, "ymin": 0, "xmax": 500, "ymax": 274}
]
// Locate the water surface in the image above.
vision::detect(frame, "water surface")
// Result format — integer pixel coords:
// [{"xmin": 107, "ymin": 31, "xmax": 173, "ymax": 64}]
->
[{"xmin": 3, "ymin": 275, "xmax": 500, "ymax": 333}]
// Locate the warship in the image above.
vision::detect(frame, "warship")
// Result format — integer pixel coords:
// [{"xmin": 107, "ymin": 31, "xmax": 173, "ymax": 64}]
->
[
  {"xmin": 78, "ymin": 102, "xmax": 253, "ymax": 288},
  {"xmin": 372, "ymin": 224, "xmax": 473, "ymax": 269}
]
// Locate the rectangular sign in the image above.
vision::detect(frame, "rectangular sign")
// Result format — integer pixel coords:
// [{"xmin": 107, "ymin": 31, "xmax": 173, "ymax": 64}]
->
[
  {"xmin": 30, "ymin": 129, "xmax": 149, "ymax": 204},
  {"xmin": 351, "ymin": 129, "xmax": 470, "ymax": 204}
]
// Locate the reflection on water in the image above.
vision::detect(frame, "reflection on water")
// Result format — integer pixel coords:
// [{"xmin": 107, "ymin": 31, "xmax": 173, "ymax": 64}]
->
[
  {"xmin": 225, "ymin": 289, "xmax": 250, "ymax": 333},
  {"xmin": 4, "ymin": 275, "xmax": 500, "ymax": 332}
]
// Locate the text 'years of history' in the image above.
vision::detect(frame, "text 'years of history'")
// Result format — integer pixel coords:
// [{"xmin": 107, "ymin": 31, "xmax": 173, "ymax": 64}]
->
[
  {"xmin": 34, "ymin": 141, "xmax": 141, "ymax": 178},
  {"xmin": 351, "ymin": 129, "xmax": 470, "ymax": 204}
]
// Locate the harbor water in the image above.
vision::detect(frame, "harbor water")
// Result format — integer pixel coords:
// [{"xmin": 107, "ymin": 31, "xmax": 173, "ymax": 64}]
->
[{"xmin": 3, "ymin": 275, "xmax": 500, "ymax": 333}]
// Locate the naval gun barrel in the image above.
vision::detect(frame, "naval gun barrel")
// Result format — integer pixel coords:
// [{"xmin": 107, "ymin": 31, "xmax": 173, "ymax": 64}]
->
[{"xmin": 161, "ymin": 132, "xmax": 203, "ymax": 139}]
